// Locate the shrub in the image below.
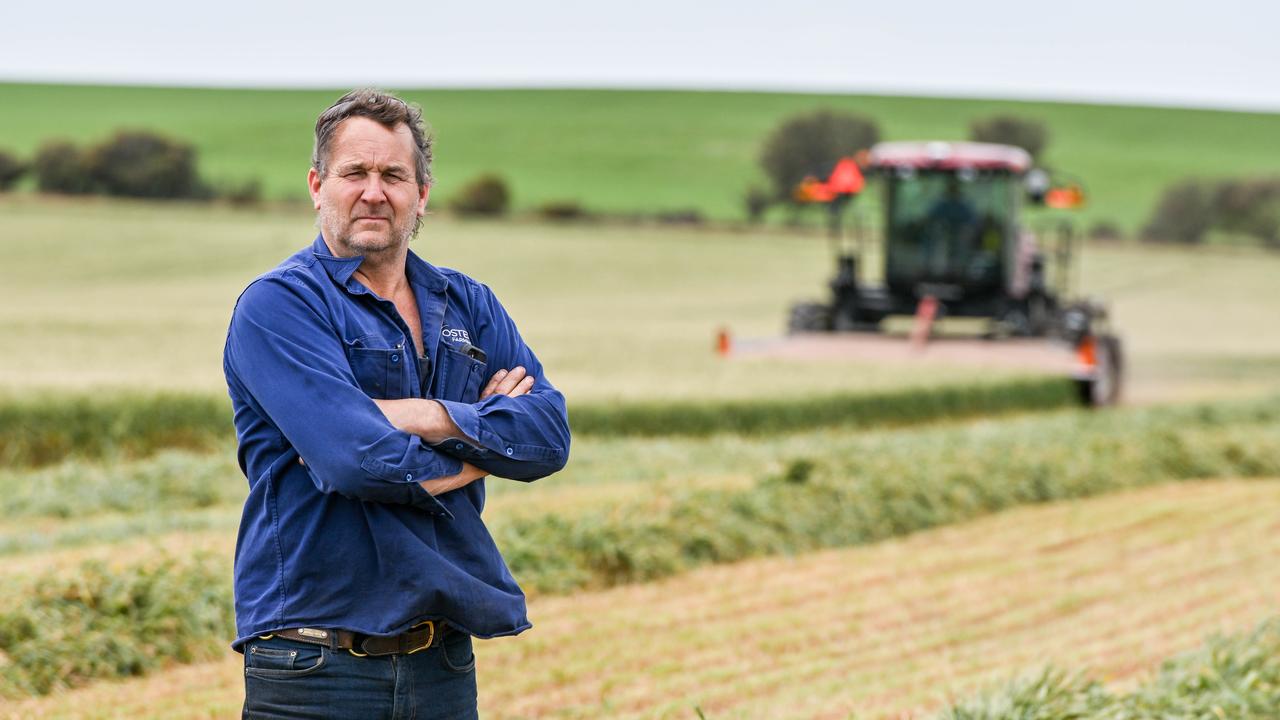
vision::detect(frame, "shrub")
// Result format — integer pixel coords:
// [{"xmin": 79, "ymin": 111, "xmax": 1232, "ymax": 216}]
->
[
  {"xmin": 968, "ymin": 115, "xmax": 1049, "ymax": 161},
  {"xmin": 760, "ymin": 109, "xmax": 879, "ymax": 204},
  {"xmin": 218, "ymin": 177, "xmax": 263, "ymax": 206},
  {"xmin": 1211, "ymin": 177, "xmax": 1280, "ymax": 246},
  {"xmin": 538, "ymin": 200, "xmax": 586, "ymax": 221},
  {"xmin": 449, "ymin": 173, "xmax": 511, "ymax": 216},
  {"xmin": 0, "ymin": 149, "xmax": 27, "ymax": 191},
  {"xmin": 32, "ymin": 140, "xmax": 93, "ymax": 195},
  {"xmin": 653, "ymin": 209, "xmax": 704, "ymax": 225},
  {"xmin": 1142, "ymin": 178, "xmax": 1215, "ymax": 243},
  {"xmin": 1142, "ymin": 176, "xmax": 1280, "ymax": 247},
  {"xmin": 85, "ymin": 130, "xmax": 204, "ymax": 199},
  {"xmin": 1087, "ymin": 219, "xmax": 1124, "ymax": 242}
]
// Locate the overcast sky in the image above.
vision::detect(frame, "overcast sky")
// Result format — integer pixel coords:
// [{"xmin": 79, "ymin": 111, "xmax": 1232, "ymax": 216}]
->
[{"xmin": 3, "ymin": 1, "xmax": 1278, "ymax": 111}]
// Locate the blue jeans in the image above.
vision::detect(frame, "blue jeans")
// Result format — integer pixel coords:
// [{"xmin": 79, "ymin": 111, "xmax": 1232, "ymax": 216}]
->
[{"xmin": 242, "ymin": 632, "xmax": 478, "ymax": 720}]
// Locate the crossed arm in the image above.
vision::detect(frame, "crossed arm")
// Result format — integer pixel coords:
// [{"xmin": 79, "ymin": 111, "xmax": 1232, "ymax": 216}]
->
[{"xmin": 372, "ymin": 366, "xmax": 536, "ymax": 496}]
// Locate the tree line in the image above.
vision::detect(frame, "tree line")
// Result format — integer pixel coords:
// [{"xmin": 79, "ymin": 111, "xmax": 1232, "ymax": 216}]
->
[{"xmin": 0, "ymin": 130, "xmax": 260, "ymax": 204}]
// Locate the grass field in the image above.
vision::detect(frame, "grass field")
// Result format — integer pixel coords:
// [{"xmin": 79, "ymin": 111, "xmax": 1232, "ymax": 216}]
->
[
  {"xmin": 9, "ymin": 479, "xmax": 1277, "ymax": 719},
  {"xmin": 3, "ymin": 196, "xmax": 1280, "ymax": 403},
  {"xmin": 2, "ymin": 391, "xmax": 1278, "ymax": 716},
  {"xmin": 3, "ymin": 83, "xmax": 1280, "ymax": 230},
  {"xmin": 3, "ymin": 163, "xmax": 1280, "ymax": 716}
]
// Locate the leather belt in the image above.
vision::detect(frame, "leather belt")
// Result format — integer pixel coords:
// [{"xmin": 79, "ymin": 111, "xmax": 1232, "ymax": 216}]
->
[{"xmin": 264, "ymin": 620, "xmax": 446, "ymax": 657}]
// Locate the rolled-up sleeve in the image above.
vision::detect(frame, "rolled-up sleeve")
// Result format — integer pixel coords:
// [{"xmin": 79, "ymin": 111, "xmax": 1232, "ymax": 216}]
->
[
  {"xmin": 226, "ymin": 276, "xmax": 462, "ymax": 512},
  {"xmin": 433, "ymin": 282, "xmax": 570, "ymax": 482}
]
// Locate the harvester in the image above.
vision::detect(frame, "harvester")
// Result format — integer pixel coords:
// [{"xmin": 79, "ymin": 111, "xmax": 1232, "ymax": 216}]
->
[{"xmin": 785, "ymin": 141, "xmax": 1122, "ymax": 406}]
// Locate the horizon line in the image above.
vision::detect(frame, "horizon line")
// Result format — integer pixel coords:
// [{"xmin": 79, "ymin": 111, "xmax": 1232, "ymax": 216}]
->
[{"xmin": 2, "ymin": 75, "xmax": 1278, "ymax": 115}]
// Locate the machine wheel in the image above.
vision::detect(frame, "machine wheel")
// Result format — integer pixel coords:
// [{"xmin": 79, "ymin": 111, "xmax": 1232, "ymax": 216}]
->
[
  {"xmin": 1076, "ymin": 334, "xmax": 1124, "ymax": 406},
  {"xmin": 787, "ymin": 302, "xmax": 833, "ymax": 334}
]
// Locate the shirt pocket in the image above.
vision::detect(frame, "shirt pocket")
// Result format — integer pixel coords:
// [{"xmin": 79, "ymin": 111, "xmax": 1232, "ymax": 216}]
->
[
  {"xmin": 435, "ymin": 344, "xmax": 487, "ymax": 403},
  {"xmin": 346, "ymin": 338, "xmax": 409, "ymax": 399}
]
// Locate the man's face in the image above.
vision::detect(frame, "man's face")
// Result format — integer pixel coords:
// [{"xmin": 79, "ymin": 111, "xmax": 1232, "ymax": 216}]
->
[{"xmin": 308, "ymin": 117, "xmax": 429, "ymax": 257}]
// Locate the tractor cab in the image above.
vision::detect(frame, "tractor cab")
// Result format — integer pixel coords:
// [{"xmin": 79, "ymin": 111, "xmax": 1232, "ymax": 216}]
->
[
  {"xmin": 793, "ymin": 141, "xmax": 1062, "ymax": 336},
  {"xmin": 884, "ymin": 165, "xmax": 1016, "ymax": 302}
]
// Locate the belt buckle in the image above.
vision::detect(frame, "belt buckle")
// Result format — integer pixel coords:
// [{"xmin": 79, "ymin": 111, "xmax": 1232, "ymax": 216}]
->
[{"xmin": 405, "ymin": 620, "xmax": 435, "ymax": 655}]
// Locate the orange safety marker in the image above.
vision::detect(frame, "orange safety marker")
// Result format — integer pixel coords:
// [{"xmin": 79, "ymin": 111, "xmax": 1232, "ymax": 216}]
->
[
  {"xmin": 715, "ymin": 327, "xmax": 732, "ymax": 357},
  {"xmin": 911, "ymin": 295, "xmax": 939, "ymax": 349},
  {"xmin": 1076, "ymin": 335, "xmax": 1097, "ymax": 368}
]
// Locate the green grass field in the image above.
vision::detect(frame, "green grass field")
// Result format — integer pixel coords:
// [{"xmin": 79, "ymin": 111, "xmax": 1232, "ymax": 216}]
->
[
  {"xmin": 3, "ymin": 196, "xmax": 1279, "ymax": 404},
  {"xmin": 9, "ymin": 479, "xmax": 1279, "ymax": 718},
  {"xmin": 3, "ymin": 100, "xmax": 1280, "ymax": 716},
  {"xmin": 3, "ymin": 83, "xmax": 1280, "ymax": 229}
]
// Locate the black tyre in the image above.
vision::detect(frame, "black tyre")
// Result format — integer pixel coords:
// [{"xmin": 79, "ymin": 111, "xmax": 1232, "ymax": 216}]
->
[
  {"xmin": 1076, "ymin": 334, "xmax": 1124, "ymax": 406},
  {"xmin": 787, "ymin": 302, "xmax": 832, "ymax": 334}
]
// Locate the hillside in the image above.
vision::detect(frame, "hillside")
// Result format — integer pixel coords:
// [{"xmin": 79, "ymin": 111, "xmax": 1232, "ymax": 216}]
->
[{"xmin": 3, "ymin": 84, "xmax": 1279, "ymax": 229}]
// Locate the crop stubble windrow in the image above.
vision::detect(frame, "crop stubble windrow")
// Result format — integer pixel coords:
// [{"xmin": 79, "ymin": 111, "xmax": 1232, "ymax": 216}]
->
[
  {"xmin": 6, "ymin": 479, "xmax": 1278, "ymax": 720},
  {"xmin": 480, "ymin": 480, "xmax": 1280, "ymax": 719}
]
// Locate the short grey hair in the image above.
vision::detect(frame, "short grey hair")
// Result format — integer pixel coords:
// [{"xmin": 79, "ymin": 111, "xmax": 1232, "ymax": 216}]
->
[{"xmin": 312, "ymin": 88, "xmax": 433, "ymax": 188}]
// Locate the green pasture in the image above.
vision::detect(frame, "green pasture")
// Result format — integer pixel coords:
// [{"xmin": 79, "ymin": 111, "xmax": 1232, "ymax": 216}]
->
[{"xmin": 3, "ymin": 83, "xmax": 1280, "ymax": 229}]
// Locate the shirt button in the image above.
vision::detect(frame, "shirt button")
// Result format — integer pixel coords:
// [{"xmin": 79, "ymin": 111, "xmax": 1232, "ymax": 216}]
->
[
  {"xmin": 505, "ymin": 447, "xmax": 514, "ymax": 456},
  {"xmin": 405, "ymin": 473, "xmax": 413, "ymax": 481},
  {"xmin": 455, "ymin": 443, "xmax": 464, "ymax": 451}
]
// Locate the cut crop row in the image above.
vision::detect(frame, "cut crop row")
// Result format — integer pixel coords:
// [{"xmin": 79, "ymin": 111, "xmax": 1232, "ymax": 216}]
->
[
  {"xmin": 0, "ymin": 377, "xmax": 1076, "ymax": 467},
  {"xmin": 5, "ymin": 479, "xmax": 1278, "ymax": 709},
  {"xmin": 939, "ymin": 617, "xmax": 1280, "ymax": 719},
  {"xmin": 499, "ymin": 398, "xmax": 1280, "ymax": 593},
  {"xmin": 0, "ymin": 554, "xmax": 232, "ymax": 698}
]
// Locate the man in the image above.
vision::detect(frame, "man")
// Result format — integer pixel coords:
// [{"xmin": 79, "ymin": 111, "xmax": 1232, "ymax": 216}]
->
[
  {"xmin": 223, "ymin": 88, "xmax": 570, "ymax": 719},
  {"xmin": 922, "ymin": 175, "xmax": 981, "ymax": 276}
]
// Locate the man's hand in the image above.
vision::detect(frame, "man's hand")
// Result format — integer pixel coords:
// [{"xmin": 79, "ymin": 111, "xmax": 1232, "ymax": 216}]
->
[
  {"xmin": 480, "ymin": 366, "xmax": 535, "ymax": 400},
  {"xmin": 419, "ymin": 461, "xmax": 487, "ymax": 496}
]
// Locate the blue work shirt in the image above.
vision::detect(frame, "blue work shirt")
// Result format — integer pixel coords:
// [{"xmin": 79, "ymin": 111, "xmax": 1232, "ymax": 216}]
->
[{"xmin": 223, "ymin": 235, "xmax": 570, "ymax": 649}]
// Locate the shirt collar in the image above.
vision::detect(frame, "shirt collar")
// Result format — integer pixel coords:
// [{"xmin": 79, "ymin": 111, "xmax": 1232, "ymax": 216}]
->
[
  {"xmin": 311, "ymin": 234, "xmax": 363, "ymax": 286},
  {"xmin": 311, "ymin": 234, "xmax": 448, "ymax": 293}
]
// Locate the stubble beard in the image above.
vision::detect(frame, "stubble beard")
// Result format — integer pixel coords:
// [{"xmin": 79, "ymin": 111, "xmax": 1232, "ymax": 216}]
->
[{"xmin": 317, "ymin": 204, "xmax": 421, "ymax": 258}]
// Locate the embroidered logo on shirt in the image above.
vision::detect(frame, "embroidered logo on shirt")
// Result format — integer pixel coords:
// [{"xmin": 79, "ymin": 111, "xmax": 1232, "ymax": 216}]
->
[{"xmin": 441, "ymin": 327, "xmax": 472, "ymax": 345}]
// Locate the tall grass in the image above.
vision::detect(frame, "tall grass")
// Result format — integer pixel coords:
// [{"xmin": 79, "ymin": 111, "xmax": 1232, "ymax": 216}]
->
[{"xmin": 939, "ymin": 617, "xmax": 1280, "ymax": 719}]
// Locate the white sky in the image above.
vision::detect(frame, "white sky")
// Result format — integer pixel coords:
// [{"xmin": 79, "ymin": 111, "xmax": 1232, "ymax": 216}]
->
[{"xmin": 3, "ymin": 1, "xmax": 1278, "ymax": 111}]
